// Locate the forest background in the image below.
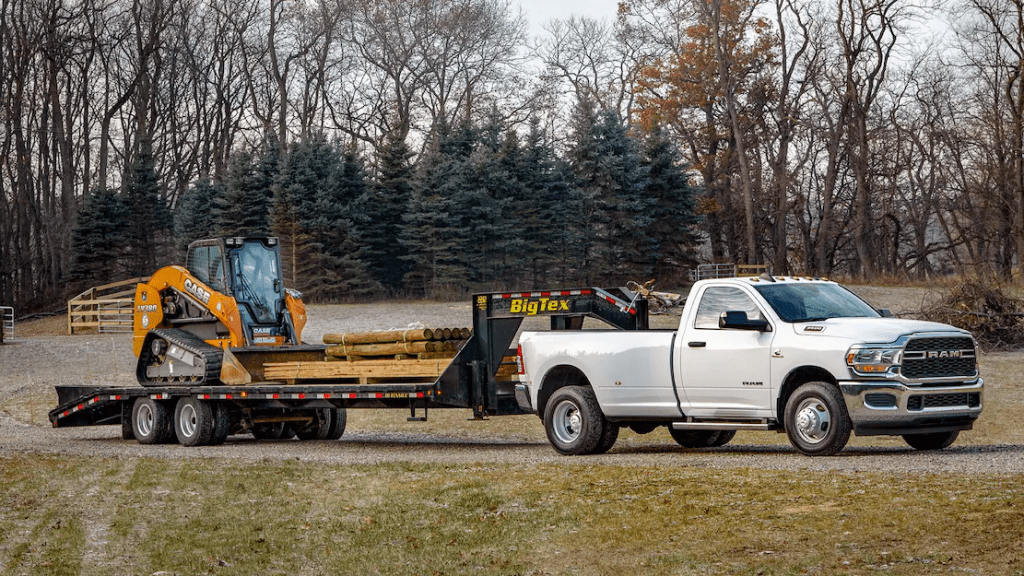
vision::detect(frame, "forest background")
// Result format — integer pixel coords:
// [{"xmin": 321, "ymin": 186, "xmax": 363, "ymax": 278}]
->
[{"xmin": 2, "ymin": 0, "xmax": 1023, "ymax": 312}]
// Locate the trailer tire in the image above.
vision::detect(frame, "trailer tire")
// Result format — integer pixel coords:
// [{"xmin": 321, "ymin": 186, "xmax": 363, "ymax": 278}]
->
[
  {"xmin": 903, "ymin": 430, "xmax": 959, "ymax": 451},
  {"xmin": 174, "ymin": 398, "xmax": 215, "ymax": 446},
  {"xmin": 543, "ymin": 386, "xmax": 606, "ymax": 455},
  {"xmin": 209, "ymin": 403, "xmax": 232, "ymax": 446},
  {"xmin": 121, "ymin": 404, "xmax": 135, "ymax": 441},
  {"xmin": 326, "ymin": 408, "xmax": 347, "ymax": 440},
  {"xmin": 132, "ymin": 398, "xmax": 173, "ymax": 445},
  {"xmin": 295, "ymin": 409, "xmax": 332, "ymax": 440},
  {"xmin": 784, "ymin": 382, "xmax": 851, "ymax": 456}
]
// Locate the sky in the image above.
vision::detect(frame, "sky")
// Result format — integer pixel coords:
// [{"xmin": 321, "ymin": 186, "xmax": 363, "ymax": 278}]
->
[{"xmin": 516, "ymin": 0, "xmax": 623, "ymax": 37}]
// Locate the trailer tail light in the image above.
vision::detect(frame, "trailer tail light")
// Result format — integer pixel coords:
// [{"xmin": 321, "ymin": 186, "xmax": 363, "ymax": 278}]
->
[{"xmin": 516, "ymin": 345, "xmax": 525, "ymax": 375}]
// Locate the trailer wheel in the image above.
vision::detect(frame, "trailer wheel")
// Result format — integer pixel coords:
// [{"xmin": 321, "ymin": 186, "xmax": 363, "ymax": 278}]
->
[
  {"xmin": 209, "ymin": 403, "xmax": 232, "ymax": 446},
  {"xmin": 121, "ymin": 403, "xmax": 135, "ymax": 441},
  {"xmin": 784, "ymin": 382, "xmax": 851, "ymax": 456},
  {"xmin": 543, "ymin": 386, "xmax": 606, "ymax": 455},
  {"xmin": 174, "ymin": 398, "xmax": 215, "ymax": 446},
  {"xmin": 295, "ymin": 409, "xmax": 332, "ymax": 440},
  {"xmin": 326, "ymin": 408, "xmax": 347, "ymax": 440},
  {"xmin": 903, "ymin": 430, "xmax": 959, "ymax": 451},
  {"xmin": 132, "ymin": 398, "xmax": 173, "ymax": 445}
]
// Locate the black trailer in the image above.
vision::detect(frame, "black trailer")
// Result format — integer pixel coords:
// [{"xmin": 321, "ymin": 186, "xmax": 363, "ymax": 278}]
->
[{"xmin": 50, "ymin": 287, "xmax": 648, "ymax": 446}]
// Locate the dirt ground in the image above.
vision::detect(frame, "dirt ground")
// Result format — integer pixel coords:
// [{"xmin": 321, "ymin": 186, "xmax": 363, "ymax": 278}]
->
[{"xmin": 1, "ymin": 285, "xmax": 1021, "ymax": 474}]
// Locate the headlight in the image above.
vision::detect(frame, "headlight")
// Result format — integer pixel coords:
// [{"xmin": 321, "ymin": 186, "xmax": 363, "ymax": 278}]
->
[{"xmin": 846, "ymin": 345, "xmax": 902, "ymax": 377}]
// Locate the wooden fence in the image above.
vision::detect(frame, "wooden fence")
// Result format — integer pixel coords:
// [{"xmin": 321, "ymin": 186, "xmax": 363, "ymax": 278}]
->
[{"xmin": 67, "ymin": 277, "xmax": 148, "ymax": 334}]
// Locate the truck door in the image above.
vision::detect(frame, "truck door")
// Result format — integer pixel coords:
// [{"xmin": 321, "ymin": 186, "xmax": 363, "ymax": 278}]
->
[{"xmin": 675, "ymin": 285, "xmax": 773, "ymax": 418}]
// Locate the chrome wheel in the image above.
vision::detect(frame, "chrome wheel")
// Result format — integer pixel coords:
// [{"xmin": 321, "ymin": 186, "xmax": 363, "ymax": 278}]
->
[
  {"xmin": 178, "ymin": 403, "xmax": 198, "ymax": 439},
  {"xmin": 135, "ymin": 403, "xmax": 154, "ymax": 437},
  {"xmin": 793, "ymin": 398, "xmax": 831, "ymax": 445},
  {"xmin": 551, "ymin": 400, "xmax": 583, "ymax": 445}
]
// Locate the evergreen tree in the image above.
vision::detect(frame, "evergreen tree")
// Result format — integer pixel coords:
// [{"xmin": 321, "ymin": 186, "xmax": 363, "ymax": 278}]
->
[
  {"xmin": 174, "ymin": 178, "xmax": 224, "ymax": 253},
  {"xmin": 521, "ymin": 117, "xmax": 587, "ymax": 285},
  {"xmin": 642, "ymin": 125, "xmax": 701, "ymax": 283},
  {"xmin": 124, "ymin": 137, "xmax": 171, "ymax": 276},
  {"xmin": 463, "ymin": 110, "xmax": 517, "ymax": 288},
  {"xmin": 568, "ymin": 101, "xmax": 655, "ymax": 284},
  {"xmin": 217, "ymin": 134, "xmax": 276, "ymax": 237},
  {"xmin": 273, "ymin": 134, "xmax": 373, "ymax": 300},
  {"xmin": 66, "ymin": 186, "xmax": 130, "ymax": 292},
  {"xmin": 400, "ymin": 120, "xmax": 473, "ymax": 297},
  {"xmin": 356, "ymin": 131, "xmax": 415, "ymax": 293}
]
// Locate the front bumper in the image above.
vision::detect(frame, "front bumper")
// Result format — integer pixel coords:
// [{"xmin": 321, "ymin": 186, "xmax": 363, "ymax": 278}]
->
[{"xmin": 839, "ymin": 379, "xmax": 983, "ymax": 436}]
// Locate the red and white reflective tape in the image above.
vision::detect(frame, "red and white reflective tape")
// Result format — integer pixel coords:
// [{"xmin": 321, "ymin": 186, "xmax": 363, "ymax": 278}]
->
[
  {"xmin": 593, "ymin": 288, "xmax": 637, "ymax": 315},
  {"xmin": 493, "ymin": 289, "xmax": 592, "ymax": 300}
]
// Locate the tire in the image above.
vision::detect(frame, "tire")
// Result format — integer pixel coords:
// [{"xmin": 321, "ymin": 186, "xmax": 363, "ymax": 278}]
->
[
  {"xmin": 592, "ymin": 422, "xmax": 619, "ymax": 455},
  {"xmin": 669, "ymin": 429, "xmax": 733, "ymax": 448},
  {"xmin": 295, "ymin": 409, "xmax": 332, "ymax": 441},
  {"xmin": 208, "ymin": 403, "xmax": 232, "ymax": 446},
  {"xmin": 121, "ymin": 404, "xmax": 135, "ymax": 441},
  {"xmin": 174, "ymin": 397, "xmax": 215, "ymax": 446},
  {"xmin": 132, "ymin": 397, "xmax": 173, "ymax": 445},
  {"xmin": 903, "ymin": 430, "xmax": 959, "ymax": 451},
  {"xmin": 325, "ymin": 408, "xmax": 347, "ymax": 440},
  {"xmin": 784, "ymin": 382, "xmax": 852, "ymax": 456},
  {"xmin": 543, "ymin": 386, "xmax": 606, "ymax": 455}
]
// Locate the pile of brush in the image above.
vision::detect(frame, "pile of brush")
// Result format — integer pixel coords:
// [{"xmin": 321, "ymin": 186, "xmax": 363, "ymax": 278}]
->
[{"xmin": 920, "ymin": 278, "xmax": 1024, "ymax": 349}]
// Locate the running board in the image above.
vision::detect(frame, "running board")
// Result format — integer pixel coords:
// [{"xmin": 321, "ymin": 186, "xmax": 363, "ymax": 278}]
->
[{"xmin": 671, "ymin": 420, "xmax": 774, "ymax": 431}]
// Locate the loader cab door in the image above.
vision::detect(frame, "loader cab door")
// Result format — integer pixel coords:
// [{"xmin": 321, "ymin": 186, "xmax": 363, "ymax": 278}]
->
[{"xmin": 228, "ymin": 238, "xmax": 285, "ymax": 328}]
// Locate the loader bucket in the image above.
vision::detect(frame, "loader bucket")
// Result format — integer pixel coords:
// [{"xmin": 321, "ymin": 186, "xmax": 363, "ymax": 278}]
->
[{"xmin": 220, "ymin": 345, "xmax": 327, "ymax": 385}]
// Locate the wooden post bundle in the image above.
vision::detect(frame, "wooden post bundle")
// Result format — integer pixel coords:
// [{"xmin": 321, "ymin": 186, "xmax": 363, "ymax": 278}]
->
[{"xmin": 323, "ymin": 328, "xmax": 434, "ymax": 345}]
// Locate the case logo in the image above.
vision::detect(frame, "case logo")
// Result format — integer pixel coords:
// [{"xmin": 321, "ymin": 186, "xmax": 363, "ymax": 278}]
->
[{"xmin": 184, "ymin": 278, "xmax": 212, "ymax": 305}]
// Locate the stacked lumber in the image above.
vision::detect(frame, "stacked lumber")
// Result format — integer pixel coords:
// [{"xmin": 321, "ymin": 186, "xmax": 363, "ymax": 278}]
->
[
  {"xmin": 262, "ymin": 327, "xmax": 471, "ymax": 385},
  {"xmin": 322, "ymin": 327, "xmax": 470, "ymax": 361}
]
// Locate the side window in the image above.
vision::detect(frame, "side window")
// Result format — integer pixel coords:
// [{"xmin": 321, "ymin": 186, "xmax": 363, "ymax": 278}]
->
[
  {"xmin": 694, "ymin": 286, "xmax": 764, "ymax": 329},
  {"xmin": 186, "ymin": 246, "xmax": 210, "ymax": 285},
  {"xmin": 207, "ymin": 244, "xmax": 225, "ymax": 292}
]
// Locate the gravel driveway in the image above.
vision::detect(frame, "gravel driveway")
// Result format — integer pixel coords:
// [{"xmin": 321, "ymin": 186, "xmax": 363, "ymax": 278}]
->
[{"xmin": 2, "ymin": 299, "xmax": 1021, "ymax": 475}]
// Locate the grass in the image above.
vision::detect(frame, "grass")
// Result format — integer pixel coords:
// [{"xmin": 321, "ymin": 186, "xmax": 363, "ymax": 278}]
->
[{"xmin": 1, "ymin": 456, "xmax": 1022, "ymax": 576}]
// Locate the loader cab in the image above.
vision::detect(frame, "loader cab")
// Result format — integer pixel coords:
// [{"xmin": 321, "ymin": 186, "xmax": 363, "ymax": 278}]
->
[{"xmin": 185, "ymin": 237, "xmax": 299, "ymax": 345}]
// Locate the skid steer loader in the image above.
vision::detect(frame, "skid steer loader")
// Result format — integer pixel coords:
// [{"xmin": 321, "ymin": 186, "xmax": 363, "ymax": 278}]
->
[{"xmin": 133, "ymin": 237, "xmax": 325, "ymax": 387}]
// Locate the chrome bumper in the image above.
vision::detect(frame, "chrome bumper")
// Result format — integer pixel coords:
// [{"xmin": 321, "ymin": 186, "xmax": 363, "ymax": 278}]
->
[
  {"xmin": 514, "ymin": 383, "xmax": 534, "ymax": 413},
  {"xmin": 839, "ymin": 379, "xmax": 983, "ymax": 436}
]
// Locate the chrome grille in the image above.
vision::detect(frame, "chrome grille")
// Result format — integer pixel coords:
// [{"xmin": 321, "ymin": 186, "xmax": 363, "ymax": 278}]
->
[{"xmin": 900, "ymin": 337, "xmax": 977, "ymax": 379}]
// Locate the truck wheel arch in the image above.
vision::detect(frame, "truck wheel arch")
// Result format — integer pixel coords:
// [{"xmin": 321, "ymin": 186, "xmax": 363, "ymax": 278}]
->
[
  {"xmin": 537, "ymin": 365, "xmax": 592, "ymax": 418},
  {"xmin": 777, "ymin": 366, "xmax": 839, "ymax": 421}
]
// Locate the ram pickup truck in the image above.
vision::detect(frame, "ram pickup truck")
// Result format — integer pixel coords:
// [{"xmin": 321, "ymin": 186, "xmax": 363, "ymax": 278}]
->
[{"xmin": 516, "ymin": 276, "xmax": 983, "ymax": 456}]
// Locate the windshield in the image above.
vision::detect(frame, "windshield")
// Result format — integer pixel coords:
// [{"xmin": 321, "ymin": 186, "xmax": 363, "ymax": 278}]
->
[
  {"xmin": 753, "ymin": 283, "xmax": 879, "ymax": 322},
  {"xmin": 234, "ymin": 242, "xmax": 281, "ymax": 324}
]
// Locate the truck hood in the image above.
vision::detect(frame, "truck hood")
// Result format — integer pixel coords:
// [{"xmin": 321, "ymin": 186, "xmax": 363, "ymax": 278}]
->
[{"xmin": 791, "ymin": 317, "xmax": 970, "ymax": 344}]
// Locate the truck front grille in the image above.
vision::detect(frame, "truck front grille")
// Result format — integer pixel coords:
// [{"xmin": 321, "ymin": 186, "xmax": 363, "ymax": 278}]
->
[
  {"xmin": 900, "ymin": 337, "xmax": 977, "ymax": 380},
  {"xmin": 907, "ymin": 393, "xmax": 981, "ymax": 411}
]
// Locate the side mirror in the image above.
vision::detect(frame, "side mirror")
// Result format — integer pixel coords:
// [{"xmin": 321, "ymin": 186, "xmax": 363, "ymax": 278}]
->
[
  {"xmin": 877, "ymin": 308, "xmax": 893, "ymax": 318},
  {"xmin": 719, "ymin": 310, "xmax": 771, "ymax": 332}
]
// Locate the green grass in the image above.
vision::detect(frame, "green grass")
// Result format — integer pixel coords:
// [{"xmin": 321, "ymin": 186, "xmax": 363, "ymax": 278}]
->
[{"xmin": 0, "ymin": 456, "xmax": 1021, "ymax": 575}]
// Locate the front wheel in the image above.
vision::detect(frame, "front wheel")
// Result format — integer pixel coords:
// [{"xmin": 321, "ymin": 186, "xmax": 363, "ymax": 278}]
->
[
  {"xmin": 543, "ymin": 386, "xmax": 607, "ymax": 455},
  {"xmin": 784, "ymin": 382, "xmax": 851, "ymax": 456},
  {"xmin": 903, "ymin": 430, "xmax": 959, "ymax": 451}
]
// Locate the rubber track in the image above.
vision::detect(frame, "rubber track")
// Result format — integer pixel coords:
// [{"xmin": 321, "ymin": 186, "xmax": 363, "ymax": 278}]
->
[{"xmin": 138, "ymin": 328, "xmax": 224, "ymax": 387}]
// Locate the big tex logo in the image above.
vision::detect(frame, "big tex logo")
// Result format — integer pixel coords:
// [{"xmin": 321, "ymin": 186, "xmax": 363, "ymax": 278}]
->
[{"xmin": 509, "ymin": 297, "xmax": 571, "ymax": 316}]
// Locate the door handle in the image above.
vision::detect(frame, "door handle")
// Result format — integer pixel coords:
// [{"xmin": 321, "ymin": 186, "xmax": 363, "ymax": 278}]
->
[{"xmin": 688, "ymin": 341, "xmax": 706, "ymax": 348}]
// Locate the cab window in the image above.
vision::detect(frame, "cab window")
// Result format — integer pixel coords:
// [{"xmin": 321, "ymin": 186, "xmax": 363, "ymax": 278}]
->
[{"xmin": 694, "ymin": 286, "xmax": 765, "ymax": 329}]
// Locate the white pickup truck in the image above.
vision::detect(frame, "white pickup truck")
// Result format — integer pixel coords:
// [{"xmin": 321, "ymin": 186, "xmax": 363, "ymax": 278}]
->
[{"xmin": 515, "ymin": 277, "xmax": 983, "ymax": 456}]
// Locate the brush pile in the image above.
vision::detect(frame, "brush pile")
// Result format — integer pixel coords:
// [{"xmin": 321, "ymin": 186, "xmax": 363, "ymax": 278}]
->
[{"xmin": 919, "ymin": 278, "xmax": 1024, "ymax": 350}]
